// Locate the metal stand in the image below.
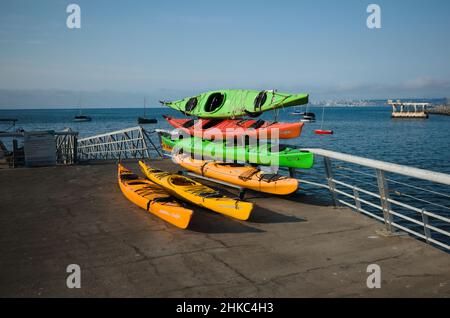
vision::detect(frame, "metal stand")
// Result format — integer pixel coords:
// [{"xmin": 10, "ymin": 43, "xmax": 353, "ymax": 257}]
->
[{"xmin": 179, "ymin": 170, "xmax": 247, "ymax": 200}]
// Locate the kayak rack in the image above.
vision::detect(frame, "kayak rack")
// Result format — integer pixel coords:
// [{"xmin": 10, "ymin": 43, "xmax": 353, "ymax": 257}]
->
[
  {"xmin": 163, "ymin": 151, "xmax": 248, "ymax": 199},
  {"xmin": 179, "ymin": 170, "xmax": 247, "ymax": 200}
]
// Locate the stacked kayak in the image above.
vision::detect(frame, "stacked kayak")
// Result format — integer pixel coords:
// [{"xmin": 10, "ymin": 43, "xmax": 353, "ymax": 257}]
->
[
  {"xmin": 139, "ymin": 161, "xmax": 253, "ymax": 221},
  {"xmin": 118, "ymin": 164, "xmax": 193, "ymax": 229},
  {"xmin": 173, "ymin": 154, "xmax": 299, "ymax": 195},
  {"xmin": 163, "ymin": 115, "xmax": 304, "ymax": 139},
  {"xmin": 161, "ymin": 89, "xmax": 309, "ymax": 119},
  {"xmin": 161, "ymin": 133, "xmax": 314, "ymax": 169}
]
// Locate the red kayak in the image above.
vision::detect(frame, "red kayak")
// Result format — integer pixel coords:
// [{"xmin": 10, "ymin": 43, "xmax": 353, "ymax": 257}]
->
[{"xmin": 163, "ymin": 115, "xmax": 303, "ymax": 139}]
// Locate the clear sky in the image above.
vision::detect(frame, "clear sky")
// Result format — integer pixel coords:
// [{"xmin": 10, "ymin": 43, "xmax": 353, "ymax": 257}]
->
[{"xmin": 1, "ymin": 0, "xmax": 449, "ymax": 107}]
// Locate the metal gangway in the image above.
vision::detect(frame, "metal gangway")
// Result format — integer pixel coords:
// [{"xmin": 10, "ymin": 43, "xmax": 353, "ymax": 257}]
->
[
  {"xmin": 156, "ymin": 130, "xmax": 450, "ymax": 251},
  {"xmin": 77, "ymin": 126, "xmax": 162, "ymax": 161}
]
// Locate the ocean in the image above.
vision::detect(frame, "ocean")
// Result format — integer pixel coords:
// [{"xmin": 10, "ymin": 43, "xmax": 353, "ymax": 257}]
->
[{"xmin": 1, "ymin": 106, "xmax": 449, "ymax": 173}]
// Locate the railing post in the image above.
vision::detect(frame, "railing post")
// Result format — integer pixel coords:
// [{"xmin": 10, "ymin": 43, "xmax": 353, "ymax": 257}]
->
[
  {"xmin": 353, "ymin": 186, "xmax": 361, "ymax": 212},
  {"xmin": 421, "ymin": 209, "xmax": 431, "ymax": 244},
  {"xmin": 324, "ymin": 157, "xmax": 338, "ymax": 207},
  {"xmin": 288, "ymin": 167, "xmax": 296, "ymax": 178},
  {"xmin": 376, "ymin": 169, "xmax": 395, "ymax": 233}
]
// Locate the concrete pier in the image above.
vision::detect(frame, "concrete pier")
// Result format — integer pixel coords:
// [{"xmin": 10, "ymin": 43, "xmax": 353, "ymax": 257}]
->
[{"xmin": 0, "ymin": 159, "xmax": 449, "ymax": 297}]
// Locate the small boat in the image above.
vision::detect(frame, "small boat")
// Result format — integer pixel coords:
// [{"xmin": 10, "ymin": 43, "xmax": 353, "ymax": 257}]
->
[
  {"xmin": 314, "ymin": 106, "xmax": 333, "ymax": 135},
  {"xmin": 163, "ymin": 115, "xmax": 304, "ymax": 140},
  {"xmin": 291, "ymin": 107, "xmax": 315, "ymax": 122},
  {"xmin": 159, "ymin": 132, "xmax": 315, "ymax": 169},
  {"xmin": 138, "ymin": 117, "xmax": 158, "ymax": 124},
  {"xmin": 73, "ymin": 115, "xmax": 92, "ymax": 122},
  {"xmin": 160, "ymin": 89, "xmax": 309, "ymax": 119},
  {"xmin": 173, "ymin": 154, "xmax": 299, "ymax": 195},
  {"xmin": 137, "ymin": 98, "xmax": 157, "ymax": 124},
  {"xmin": 314, "ymin": 129, "xmax": 334, "ymax": 135},
  {"xmin": 73, "ymin": 99, "xmax": 92, "ymax": 122},
  {"xmin": 301, "ymin": 112, "xmax": 316, "ymax": 122},
  {"xmin": 139, "ymin": 161, "xmax": 253, "ymax": 220},
  {"xmin": 118, "ymin": 164, "xmax": 193, "ymax": 229}
]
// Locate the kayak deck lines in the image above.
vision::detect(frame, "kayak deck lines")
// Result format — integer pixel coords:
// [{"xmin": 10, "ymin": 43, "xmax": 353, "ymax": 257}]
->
[
  {"xmin": 139, "ymin": 160, "xmax": 253, "ymax": 221},
  {"xmin": 173, "ymin": 154, "xmax": 299, "ymax": 195},
  {"xmin": 117, "ymin": 164, "xmax": 193, "ymax": 229}
]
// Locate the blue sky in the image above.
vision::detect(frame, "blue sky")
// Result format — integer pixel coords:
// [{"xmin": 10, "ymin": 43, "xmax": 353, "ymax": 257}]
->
[{"xmin": 1, "ymin": 0, "xmax": 449, "ymax": 107}]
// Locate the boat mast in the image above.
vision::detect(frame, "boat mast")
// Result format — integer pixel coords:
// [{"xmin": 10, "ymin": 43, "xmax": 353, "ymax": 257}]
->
[
  {"xmin": 144, "ymin": 98, "xmax": 146, "ymax": 117},
  {"xmin": 78, "ymin": 97, "xmax": 82, "ymax": 116}
]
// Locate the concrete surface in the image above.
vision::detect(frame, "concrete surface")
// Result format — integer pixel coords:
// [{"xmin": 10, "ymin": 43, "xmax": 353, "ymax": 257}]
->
[{"xmin": 0, "ymin": 159, "xmax": 449, "ymax": 297}]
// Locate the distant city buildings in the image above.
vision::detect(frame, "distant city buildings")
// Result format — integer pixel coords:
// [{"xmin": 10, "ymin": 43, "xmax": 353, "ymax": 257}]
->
[{"xmin": 309, "ymin": 98, "xmax": 447, "ymax": 107}]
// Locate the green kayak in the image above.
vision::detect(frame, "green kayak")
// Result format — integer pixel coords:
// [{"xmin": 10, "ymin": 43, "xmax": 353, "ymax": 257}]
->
[
  {"xmin": 160, "ymin": 89, "xmax": 309, "ymax": 119},
  {"xmin": 161, "ymin": 134, "xmax": 314, "ymax": 169}
]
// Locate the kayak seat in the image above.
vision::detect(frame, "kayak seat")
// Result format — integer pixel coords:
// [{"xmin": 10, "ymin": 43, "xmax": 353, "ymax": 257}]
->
[
  {"xmin": 201, "ymin": 118, "xmax": 223, "ymax": 130},
  {"xmin": 205, "ymin": 93, "xmax": 225, "ymax": 112},
  {"xmin": 127, "ymin": 181, "xmax": 148, "ymax": 185},
  {"xmin": 182, "ymin": 119, "xmax": 195, "ymax": 128},
  {"xmin": 238, "ymin": 168, "xmax": 260, "ymax": 181},
  {"xmin": 120, "ymin": 173, "xmax": 140, "ymax": 181},
  {"xmin": 259, "ymin": 174, "xmax": 287, "ymax": 183},
  {"xmin": 170, "ymin": 176, "xmax": 197, "ymax": 186},
  {"xmin": 249, "ymin": 119, "xmax": 266, "ymax": 129},
  {"xmin": 185, "ymin": 97, "xmax": 198, "ymax": 112},
  {"xmin": 254, "ymin": 91, "xmax": 267, "ymax": 110}
]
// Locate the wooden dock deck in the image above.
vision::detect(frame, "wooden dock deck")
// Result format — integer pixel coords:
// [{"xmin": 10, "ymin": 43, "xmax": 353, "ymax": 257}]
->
[{"xmin": 0, "ymin": 159, "xmax": 449, "ymax": 297}]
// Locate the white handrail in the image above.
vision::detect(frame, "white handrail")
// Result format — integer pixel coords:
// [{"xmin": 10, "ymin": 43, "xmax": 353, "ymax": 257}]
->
[{"xmin": 304, "ymin": 148, "xmax": 450, "ymax": 186}]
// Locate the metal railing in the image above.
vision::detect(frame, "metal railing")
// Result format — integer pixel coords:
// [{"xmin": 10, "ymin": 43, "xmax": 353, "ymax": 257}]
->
[
  {"xmin": 155, "ymin": 129, "xmax": 450, "ymax": 251},
  {"xmin": 0, "ymin": 131, "xmax": 79, "ymax": 167},
  {"xmin": 77, "ymin": 126, "xmax": 162, "ymax": 161},
  {"xmin": 55, "ymin": 131, "xmax": 78, "ymax": 165},
  {"xmin": 293, "ymin": 149, "xmax": 450, "ymax": 251}
]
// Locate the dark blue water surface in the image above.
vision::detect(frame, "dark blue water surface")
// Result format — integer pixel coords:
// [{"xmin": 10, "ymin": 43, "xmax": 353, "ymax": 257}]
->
[{"xmin": 2, "ymin": 106, "xmax": 448, "ymax": 173}]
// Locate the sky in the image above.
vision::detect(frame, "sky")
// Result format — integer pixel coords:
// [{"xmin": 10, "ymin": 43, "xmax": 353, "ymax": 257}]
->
[{"xmin": 0, "ymin": 0, "xmax": 450, "ymax": 108}]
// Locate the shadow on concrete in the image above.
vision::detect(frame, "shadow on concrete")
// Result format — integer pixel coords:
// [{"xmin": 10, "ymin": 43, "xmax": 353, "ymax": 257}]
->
[
  {"xmin": 188, "ymin": 208, "xmax": 265, "ymax": 234},
  {"xmin": 248, "ymin": 206, "xmax": 307, "ymax": 224},
  {"xmin": 282, "ymin": 191, "xmax": 333, "ymax": 207}
]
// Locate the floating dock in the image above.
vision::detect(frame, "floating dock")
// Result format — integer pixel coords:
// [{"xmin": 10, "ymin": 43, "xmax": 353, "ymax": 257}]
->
[
  {"xmin": 1, "ymin": 159, "xmax": 449, "ymax": 297},
  {"xmin": 388, "ymin": 100, "xmax": 430, "ymax": 119}
]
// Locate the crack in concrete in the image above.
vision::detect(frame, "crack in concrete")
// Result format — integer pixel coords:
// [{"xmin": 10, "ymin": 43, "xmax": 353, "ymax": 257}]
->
[{"xmin": 204, "ymin": 250, "xmax": 256, "ymax": 285}]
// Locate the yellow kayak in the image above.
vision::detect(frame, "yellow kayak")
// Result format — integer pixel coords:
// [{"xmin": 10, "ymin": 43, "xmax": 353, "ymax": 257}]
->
[
  {"xmin": 139, "ymin": 161, "xmax": 253, "ymax": 221},
  {"xmin": 173, "ymin": 154, "xmax": 299, "ymax": 195},
  {"xmin": 118, "ymin": 164, "xmax": 193, "ymax": 229}
]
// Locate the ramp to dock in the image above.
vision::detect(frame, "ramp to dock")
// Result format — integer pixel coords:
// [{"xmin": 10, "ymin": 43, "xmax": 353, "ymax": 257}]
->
[{"xmin": 0, "ymin": 160, "xmax": 449, "ymax": 297}]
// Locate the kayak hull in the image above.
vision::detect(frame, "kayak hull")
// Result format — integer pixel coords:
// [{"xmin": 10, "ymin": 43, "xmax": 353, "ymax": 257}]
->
[
  {"xmin": 118, "ymin": 164, "xmax": 193, "ymax": 229},
  {"xmin": 161, "ymin": 134, "xmax": 314, "ymax": 170},
  {"xmin": 174, "ymin": 154, "xmax": 299, "ymax": 195},
  {"xmin": 163, "ymin": 89, "xmax": 309, "ymax": 119},
  {"xmin": 163, "ymin": 116, "xmax": 303, "ymax": 140},
  {"xmin": 139, "ymin": 161, "xmax": 253, "ymax": 221}
]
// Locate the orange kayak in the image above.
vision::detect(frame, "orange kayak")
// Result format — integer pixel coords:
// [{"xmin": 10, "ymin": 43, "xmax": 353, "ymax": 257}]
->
[
  {"xmin": 118, "ymin": 164, "xmax": 193, "ymax": 229},
  {"xmin": 163, "ymin": 115, "xmax": 303, "ymax": 140},
  {"xmin": 174, "ymin": 154, "xmax": 299, "ymax": 195}
]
